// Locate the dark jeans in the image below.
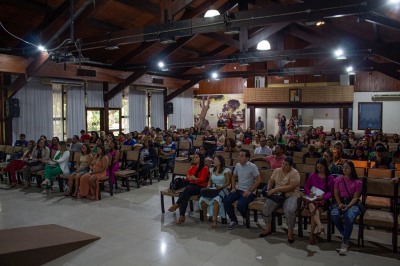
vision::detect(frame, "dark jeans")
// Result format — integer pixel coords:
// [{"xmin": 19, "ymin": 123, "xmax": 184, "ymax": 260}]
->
[
  {"xmin": 159, "ymin": 158, "xmax": 174, "ymax": 179},
  {"xmin": 223, "ymin": 190, "xmax": 256, "ymax": 223},
  {"xmin": 177, "ymin": 183, "xmax": 203, "ymax": 216}
]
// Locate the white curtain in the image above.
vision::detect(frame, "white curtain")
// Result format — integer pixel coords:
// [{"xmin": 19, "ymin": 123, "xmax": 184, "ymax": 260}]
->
[
  {"xmin": 108, "ymin": 83, "xmax": 122, "ymax": 108},
  {"xmin": 128, "ymin": 88, "xmax": 146, "ymax": 132},
  {"xmin": 150, "ymin": 91, "xmax": 164, "ymax": 130},
  {"xmin": 168, "ymin": 89, "xmax": 194, "ymax": 129},
  {"xmin": 86, "ymin": 82, "xmax": 104, "ymax": 108},
  {"xmin": 12, "ymin": 79, "xmax": 53, "ymax": 142},
  {"xmin": 67, "ymin": 86, "xmax": 86, "ymax": 138}
]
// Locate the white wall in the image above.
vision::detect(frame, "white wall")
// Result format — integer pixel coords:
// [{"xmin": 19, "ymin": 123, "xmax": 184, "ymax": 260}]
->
[{"xmin": 353, "ymin": 92, "xmax": 400, "ymax": 134}]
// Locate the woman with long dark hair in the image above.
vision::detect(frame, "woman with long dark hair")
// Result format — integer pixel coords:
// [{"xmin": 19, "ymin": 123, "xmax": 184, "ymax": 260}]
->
[
  {"xmin": 303, "ymin": 158, "xmax": 334, "ymax": 244},
  {"xmin": 330, "ymin": 160, "xmax": 362, "ymax": 256},
  {"xmin": 168, "ymin": 154, "xmax": 209, "ymax": 225},
  {"xmin": 199, "ymin": 155, "xmax": 231, "ymax": 228}
]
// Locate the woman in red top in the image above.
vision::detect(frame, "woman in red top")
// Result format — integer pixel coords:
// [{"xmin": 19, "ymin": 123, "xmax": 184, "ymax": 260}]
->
[{"xmin": 168, "ymin": 154, "xmax": 209, "ymax": 224}]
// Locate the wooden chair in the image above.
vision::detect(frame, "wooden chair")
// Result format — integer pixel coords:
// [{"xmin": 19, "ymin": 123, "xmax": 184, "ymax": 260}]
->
[
  {"xmin": 305, "ymin": 157, "xmax": 318, "ymax": 165},
  {"xmin": 115, "ymin": 150, "xmax": 140, "ymax": 191},
  {"xmin": 293, "ymin": 151, "xmax": 305, "ymax": 158},
  {"xmin": 178, "ymin": 141, "xmax": 191, "ymax": 158},
  {"xmin": 294, "ymin": 164, "xmax": 315, "ymax": 175},
  {"xmin": 245, "ymin": 169, "xmax": 274, "ymax": 228},
  {"xmin": 253, "ymin": 160, "xmax": 270, "ymax": 169},
  {"xmin": 214, "ymin": 151, "xmax": 232, "ymax": 159},
  {"xmin": 192, "ymin": 139, "xmax": 203, "ymax": 149},
  {"xmin": 98, "ymin": 155, "xmax": 115, "ymax": 200},
  {"xmin": 364, "ymin": 168, "xmax": 394, "ymax": 210},
  {"xmin": 241, "ymin": 144, "xmax": 254, "ymax": 150},
  {"xmin": 350, "ymin": 160, "xmax": 368, "ymax": 168},
  {"xmin": 160, "ymin": 162, "xmax": 198, "ymax": 214},
  {"xmin": 359, "ymin": 177, "xmax": 399, "ymax": 253}
]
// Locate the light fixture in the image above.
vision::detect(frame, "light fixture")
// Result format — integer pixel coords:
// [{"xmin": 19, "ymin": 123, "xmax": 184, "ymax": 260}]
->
[
  {"xmin": 334, "ymin": 48, "xmax": 346, "ymax": 60},
  {"xmin": 160, "ymin": 36, "xmax": 176, "ymax": 44},
  {"xmin": 204, "ymin": 6, "xmax": 220, "ymax": 18},
  {"xmin": 224, "ymin": 27, "xmax": 240, "ymax": 35},
  {"xmin": 388, "ymin": 0, "xmax": 400, "ymax": 5},
  {"xmin": 158, "ymin": 61, "xmax": 165, "ymax": 68},
  {"xmin": 256, "ymin": 40, "xmax": 271, "ymax": 50},
  {"xmin": 316, "ymin": 20, "xmax": 325, "ymax": 26},
  {"xmin": 305, "ymin": 19, "xmax": 325, "ymax": 26},
  {"xmin": 346, "ymin": 66, "xmax": 355, "ymax": 75},
  {"xmin": 239, "ymin": 59, "xmax": 249, "ymax": 66},
  {"xmin": 211, "ymin": 72, "xmax": 219, "ymax": 79},
  {"xmin": 105, "ymin": 32, "xmax": 119, "ymax": 50},
  {"xmin": 38, "ymin": 45, "xmax": 47, "ymax": 52}
]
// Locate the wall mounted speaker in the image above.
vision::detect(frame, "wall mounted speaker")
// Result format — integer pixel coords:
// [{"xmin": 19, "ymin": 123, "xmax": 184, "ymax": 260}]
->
[
  {"xmin": 6, "ymin": 98, "xmax": 20, "ymax": 118},
  {"xmin": 165, "ymin": 102, "xmax": 173, "ymax": 114}
]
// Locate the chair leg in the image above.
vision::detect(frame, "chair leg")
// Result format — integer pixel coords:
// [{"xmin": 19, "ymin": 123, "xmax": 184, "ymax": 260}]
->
[
  {"xmin": 303, "ymin": 217, "xmax": 308, "ymax": 230},
  {"xmin": 278, "ymin": 215, "xmax": 282, "ymax": 226},
  {"xmin": 160, "ymin": 192, "xmax": 165, "ymax": 213},
  {"xmin": 253, "ymin": 210, "xmax": 258, "ymax": 223},
  {"xmin": 297, "ymin": 213, "xmax": 303, "ymax": 237},
  {"xmin": 57, "ymin": 177, "xmax": 64, "ymax": 192},
  {"xmin": 189, "ymin": 200, "xmax": 194, "ymax": 212},
  {"xmin": 109, "ymin": 179, "xmax": 113, "ymax": 197},
  {"xmin": 126, "ymin": 177, "xmax": 130, "ymax": 191},
  {"xmin": 246, "ymin": 209, "xmax": 250, "ymax": 228},
  {"xmin": 271, "ymin": 214, "xmax": 276, "ymax": 232},
  {"xmin": 222, "ymin": 218, "xmax": 227, "ymax": 224}
]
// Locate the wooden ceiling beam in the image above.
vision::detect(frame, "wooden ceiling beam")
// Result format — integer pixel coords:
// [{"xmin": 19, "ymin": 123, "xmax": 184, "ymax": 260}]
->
[
  {"xmin": 116, "ymin": 0, "xmax": 160, "ymax": 16},
  {"xmin": 7, "ymin": 52, "xmax": 49, "ymax": 98},
  {"xmin": 113, "ymin": 42, "xmax": 157, "ymax": 67},
  {"xmin": 88, "ymin": 18, "xmax": 127, "ymax": 32},
  {"xmin": 171, "ymin": 0, "xmax": 196, "ymax": 17},
  {"xmin": 0, "ymin": 0, "xmax": 53, "ymax": 13},
  {"xmin": 104, "ymin": 70, "xmax": 147, "ymax": 101},
  {"xmin": 203, "ymin": 33, "xmax": 241, "ymax": 50}
]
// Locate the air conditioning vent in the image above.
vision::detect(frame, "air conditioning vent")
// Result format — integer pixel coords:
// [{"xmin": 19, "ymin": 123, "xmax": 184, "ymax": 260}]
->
[{"xmin": 371, "ymin": 93, "xmax": 400, "ymax": 101}]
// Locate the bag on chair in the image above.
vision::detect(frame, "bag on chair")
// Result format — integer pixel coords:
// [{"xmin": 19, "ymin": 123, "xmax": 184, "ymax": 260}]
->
[
  {"xmin": 169, "ymin": 178, "xmax": 189, "ymax": 191},
  {"xmin": 199, "ymin": 187, "xmax": 220, "ymax": 198},
  {"xmin": 266, "ymin": 192, "xmax": 286, "ymax": 204}
]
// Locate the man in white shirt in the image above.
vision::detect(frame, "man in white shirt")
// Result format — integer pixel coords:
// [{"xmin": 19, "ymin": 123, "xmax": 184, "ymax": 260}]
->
[{"xmin": 254, "ymin": 138, "xmax": 272, "ymax": 156}]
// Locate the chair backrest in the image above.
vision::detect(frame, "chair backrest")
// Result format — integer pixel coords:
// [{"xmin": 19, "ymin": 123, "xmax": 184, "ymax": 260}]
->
[
  {"xmin": 251, "ymin": 153, "xmax": 264, "ymax": 159},
  {"xmin": 5, "ymin": 146, "xmax": 14, "ymax": 154},
  {"xmin": 178, "ymin": 141, "xmax": 191, "ymax": 150},
  {"xmin": 241, "ymin": 144, "xmax": 254, "ymax": 150},
  {"xmin": 343, "ymin": 149, "xmax": 354, "ymax": 156},
  {"xmin": 295, "ymin": 163, "xmax": 315, "ymax": 174},
  {"xmin": 215, "ymin": 151, "xmax": 231, "ymax": 159},
  {"xmin": 121, "ymin": 145, "xmax": 133, "ymax": 151},
  {"xmin": 305, "ymin": 157, "xmax": 318, "ymax": 165},
  {"xmin": 13, "ymin": 146, "xmax": 24, "ymax": 152},
  {"xmin": 364, "ymin": 177, "xmax": 398, "ymax": 198},
  {"xmin": 293, "ymin": 157, "xmax": 303, "ymax": 165},
  {"xmin": 392, "ymin": 157, "xmax": 400, "ymax": 163},
  {"xmin": 355, "ymin": 167, "xmax": 367, "ymax": 178},
  {"xmin": 227, "ymin": 133, "xmax": 236, "ymax": 140},
  {"xmin": 367, "ymin": 168, "xmax": 394, "ymax": 179},
  {"xmin": 125, "ymin": 150, "xmax": 139, "ymax": 161},
  {"xmin": 259, "ymin": 169, "xmax": 274, "ymax": 184},
  {"xmin": 350, "ymin": 160, "xmax": 368, "ymax": 168},
  {"xmin": 72, "ymin": 151, "xmax": 82, "ymax": 163},
  {"xmin": 253, "ymin": 160, "xmax": 270, "ymax": 169},
  {"xmin": 293, "ymin": 151, "xmax": 304, "ymax": 158},
  {"xmin": 0, "ymin": 145, "xmax": 6, "ymax": 152},
  {"xmin": 173, "ymin": 162, "xmax": 192, "ymax": 176},
  {"xmin": 299, "ymin": 172, "xmax": 307, "ymax": 188},
  {"xmin": 224, "ymin": 158, "xmax": 232, "ymax": 167},
  {"xmin": 196, "ymin": 135, "xmax": 204, "ymax": 140},
  {"xmin": 192, "ymin": 139, "xmax": 203, "ymax": 148},
  {"xmin": 231, "ymin": 152, "xmax": 239, "ymax": 159}
]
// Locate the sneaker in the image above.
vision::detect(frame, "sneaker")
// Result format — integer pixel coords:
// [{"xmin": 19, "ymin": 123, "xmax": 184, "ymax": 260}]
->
[
  {"xmin": 339, "ymin": 243, "xmax": 349, "ymax": 256},
  {"xmin": 227, "ymin": 221, "xmax": 238, "ymax": 230}
]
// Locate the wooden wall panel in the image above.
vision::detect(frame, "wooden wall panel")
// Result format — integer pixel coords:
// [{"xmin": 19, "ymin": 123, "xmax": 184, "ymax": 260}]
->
[
  {"xmin": 354, "ymin": 71, "xmax": 400, "ymax": 92},
  {"xmin": 243, "ymin": 86, "xmax": 353, "ymax": 103},
  {"xmin": 196, "ymin": 77, "xmax": 244, "ymax": 94}
]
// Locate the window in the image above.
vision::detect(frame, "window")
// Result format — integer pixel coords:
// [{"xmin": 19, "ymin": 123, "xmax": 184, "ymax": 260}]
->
[
  {"xmin": 122, "ymin": 96, "xmax": 129, "ymax": 133},
  {"xmin": 52, "ymin": 84, "xmax": 66, "ymax": 140}
]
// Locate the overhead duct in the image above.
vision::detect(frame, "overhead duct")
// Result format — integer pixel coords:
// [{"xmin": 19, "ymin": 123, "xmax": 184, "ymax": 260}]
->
[
  {"xmin": 44, "ymin": 79, "xmax": 84, "ymax": 87},
  {"xmin": 371, "ymin": 92, "xmax": 400, "ymax": 101}
]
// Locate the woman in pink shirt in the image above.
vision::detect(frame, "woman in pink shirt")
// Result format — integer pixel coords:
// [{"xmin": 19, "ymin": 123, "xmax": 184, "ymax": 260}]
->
[
  {"xmin": 330, "ymin": 161, "xmax": 362, "ymax": 256},
  {"xmin": 304, "ymin": 158, "xmax": 334, "ymax": 244}
]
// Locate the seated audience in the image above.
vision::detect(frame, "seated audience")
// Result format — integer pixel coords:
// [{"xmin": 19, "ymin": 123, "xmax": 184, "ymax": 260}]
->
[
  {"xmin": 14, "ymin": 133, "xmax": 29, "ymax": 147},
  {"xmin": 215, "ymin": 130, "xmax": 225, "ymax": 151},
  {"xmin": 70, "ymin": 135, "xmax": 83, "ymax": 152},
  {"xmin": 370, "ymin": 146, "xmax": 392, "ymax": 169},
  {"xmin": 223, "ymin": 149, "xmax": 260, "ymax": 230},
  {"xmin": 159, "ymin": 136, "xmax": 176, "ymax": 180},
  {"xmin": 80, "ymin": 130, "xmax": 91, "ymax": 142},
  {"xmin": 323, "ymin": 150, "xmax": 341, "ymax": 175},
  {"xmin": 79, "ymin": 145, "xmax": 109, "ymax": 200},
  {"xmin": 68, "ymin": 144, "xmax": 92, "ymax": 197},
  {"xmin": 350, "ymin": 147, "xmax": 368, "ymax": 161},
  {"xmin": 254, "ymin": 138, "xmax": 272, "ymax": 156},
  {"xmin": 286, "ymin": 139, "xmax": 301, "ymax": 156},
  {"xmin": 139, "ymin": 138, "xmax": 158, "ymax": 185},
  {"xmin": 243, "ymin": 127, "xmax": 253, "ymax": 144},
  {"xmin": 330, "ymin": 161, "xmax": 362, "ymax": 256},
  {"xmin": 3, "ymin": 140, "xmax": 35, "ymax": 187},
  {"xmin": 48, "ymin": 137, "xmax": 60, "ymax": 151},
  {"xmin": 41, "ymin": 141, "xmax": 70, "ymax": 194},
  {"xmin": 168, "ymin": 154, "xmax": 209, "ymax": 225},
  {"xmin": 303, "ymin": 158, "xmax": 334, "ymax": 245},
  {"xmin": 302, "ymin": 145, "xmax": 321, "ymax": 163},
  {"xmin": 123, "ymin": 133, "xmax": 136, "ymax": 146},
  {"xmin": 259, "ymin": 157, "xmax": 300, "ymax": 243},
  {"xmin": 388, "ymin": 133, "xmax": 399, "ymax": 143},
  {"xmin": 107, "ymin": 140, "xmax": 120, "ymax": 186},
  {"xmin": 333, "ymin": 148, "xmax": 345, "ymax": 166},
  {"xmin": 89, "ymin": 131, "xmax": 100, "ymax": 144},
  {"xmin": 22, "ymin": 139, "xmax": 50, "ymax": 189},
  {"xmin": 199, "ymin": 155, "xmax": 231, "ymax": 228},
  {"xmin": 224, "ymin": 138, "xmax": 239, "ymax": 153}
]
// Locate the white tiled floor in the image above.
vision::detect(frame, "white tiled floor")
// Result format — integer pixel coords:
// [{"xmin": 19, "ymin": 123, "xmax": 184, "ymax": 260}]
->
[{"xmin": 0, "ymin": 180, "xmax": 399, "ymax": 266}]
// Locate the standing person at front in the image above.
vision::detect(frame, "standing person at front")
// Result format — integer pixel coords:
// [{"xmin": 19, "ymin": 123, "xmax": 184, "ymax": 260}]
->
[
  {"xmin": 259, "ymin": 157, "xmax": 300, "ymax": 243},
  {"xmin": 330, "ymin": 161, "xmax": 362, "ymax": 256},
  {"xmin": 223, "ymin": 149, "xmax": 261, "ymax": 230},
  {"xmin": 168, "ymin": 154, "xmax": 209, "ymax": 225}
]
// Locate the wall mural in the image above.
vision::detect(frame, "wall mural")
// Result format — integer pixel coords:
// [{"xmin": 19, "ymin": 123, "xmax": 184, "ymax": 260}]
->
[{"xmin": 193, "ymin": 94, "xmax": 245, "ymax": 129}]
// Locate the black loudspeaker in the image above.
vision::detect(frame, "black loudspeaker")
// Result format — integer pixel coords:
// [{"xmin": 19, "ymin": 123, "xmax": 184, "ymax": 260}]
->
[
  {"xmin": 165, "ymin": 102, "xmax": 173, "ymax": 114},
  {"xmin": 6, "ymin": 98, "xmax": 20, "ymax": 118}
]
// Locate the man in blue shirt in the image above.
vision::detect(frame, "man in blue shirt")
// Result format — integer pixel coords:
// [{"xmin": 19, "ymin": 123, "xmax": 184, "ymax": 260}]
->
[
  {"xmin": 159, "ymin": 136, "xmax": 177, "ymax": 180},
  {"xmin": 14, "ymin": 133, "xmax": 29, "ymax": 147},
  {"xmin": 123, "ymin": 133, "xmax": 136, "ymax": 146}
]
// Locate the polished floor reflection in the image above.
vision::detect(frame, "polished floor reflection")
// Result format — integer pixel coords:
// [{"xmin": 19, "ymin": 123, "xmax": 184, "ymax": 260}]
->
[{"xmin": 0, "ymin": 181, "xmax": 399, "ymax": 266}]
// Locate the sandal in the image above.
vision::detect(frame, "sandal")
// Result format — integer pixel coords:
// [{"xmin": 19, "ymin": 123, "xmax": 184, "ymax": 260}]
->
[
  {"xmin": 87, "ymin": 195, "xmax": 96, "ymax": 200},
  {"xmin": 175, "ymin": 216, "xmax": 185, "ymax": 225},
  {"xmin": 210, "ymin": 220, "xmax": 217, "ymax": 229}
]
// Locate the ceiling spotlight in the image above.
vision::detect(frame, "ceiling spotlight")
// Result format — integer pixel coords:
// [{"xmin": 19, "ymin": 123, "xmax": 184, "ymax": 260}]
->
[
  {"xmin": 160, "ymin": 36, "xmax": 176, "ymax": 45},
  {"xmin": 388, "ymin": 0, "xmax": 400, "ymax": 5},
  {"xmin": 335, "ymin": 48, "xmax": 346, "ymax": 60},
  {"xmin": 158, "ymin": 61, "xmax": 165, "ymax": 68},
  {"xmin": 316, "ymin": 20, "xmax": 325, "ymax": 26},
  {"xmin": 211, "ymin": 72, "xmax": 219, "ymax": 79},
  {"xmin": 346, "ymin": 66, "xmax": 355, "ymax": 75},
  {"xmin": 38, "ymin": 45, "xmax": 47, "ymax": 52},
  {"xmin": 256, "ymin": 40, "xmax": 271, "ymax": 50},
  {"xmin": 204, "ymin": 6, "xmax": 220, "ymax": 17}
]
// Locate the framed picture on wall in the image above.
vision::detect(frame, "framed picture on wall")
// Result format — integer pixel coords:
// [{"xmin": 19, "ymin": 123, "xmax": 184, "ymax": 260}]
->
[
  {"xmin": 358, "ymin": 102, "xmax": 382, "ymax": 130},
  {"xmin": 289, "ymin": 89, "xmax": 301, "ymax": 102}
]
